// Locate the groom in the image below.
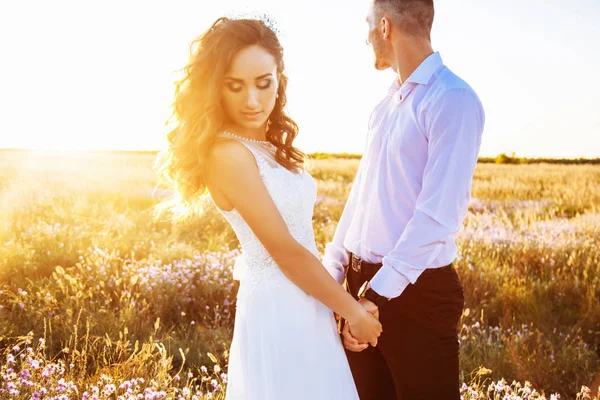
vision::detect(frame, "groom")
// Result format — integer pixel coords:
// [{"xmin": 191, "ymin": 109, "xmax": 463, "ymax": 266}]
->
[{"xmin": 322, "ymin": 0, "xmax": 485, "ymax": 398}]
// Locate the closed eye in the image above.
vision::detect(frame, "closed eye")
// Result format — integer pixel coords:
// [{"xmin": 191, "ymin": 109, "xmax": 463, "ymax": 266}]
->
[
  {"xmin": 257, "ymin": 79, "xmax": 271, "ymax": 90},
  {"xmin": 226, "ymin": 82, "xmax": 243, "ymax": 92}
]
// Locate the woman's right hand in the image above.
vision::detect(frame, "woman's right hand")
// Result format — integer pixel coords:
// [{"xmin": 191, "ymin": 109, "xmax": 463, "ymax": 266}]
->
[{"xmin": 346, "ymin": 306, "xmax": 383, "ymax": 346}]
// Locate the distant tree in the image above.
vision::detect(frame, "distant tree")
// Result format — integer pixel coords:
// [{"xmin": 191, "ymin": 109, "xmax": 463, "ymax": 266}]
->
[{"xmin": 495, "ymin": 152, "xmax": 524, "ymax": 164}]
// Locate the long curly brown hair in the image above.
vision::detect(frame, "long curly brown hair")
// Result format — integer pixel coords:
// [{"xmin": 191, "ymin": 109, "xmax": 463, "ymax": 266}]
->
[{"xmin": 154, "ymin": 17, "xmax": 305, "ymax": 219}]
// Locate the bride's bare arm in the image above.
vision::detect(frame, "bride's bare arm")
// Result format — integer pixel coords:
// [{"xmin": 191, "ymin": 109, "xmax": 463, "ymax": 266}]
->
[{"xmin": 202, "ymin": 139, "xmax": 382, "ymax": 344}]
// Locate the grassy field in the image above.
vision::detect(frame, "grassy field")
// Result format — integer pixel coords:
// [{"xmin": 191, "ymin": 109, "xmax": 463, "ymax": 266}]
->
[{"xmin": 0, "ymin": 150, "xmax": 599, "ymax": 399}]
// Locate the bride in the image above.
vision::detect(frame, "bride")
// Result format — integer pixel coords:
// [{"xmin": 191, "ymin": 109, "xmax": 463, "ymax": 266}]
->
[{"xmin": 155, "ymin": 17, "xmax": 381, "ymax": 399}]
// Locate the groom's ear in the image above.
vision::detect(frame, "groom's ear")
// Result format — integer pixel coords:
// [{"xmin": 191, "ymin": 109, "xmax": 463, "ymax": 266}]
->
[{"xmin": 381, "ymin": 17, "xmax": 391, "ymax": 40}]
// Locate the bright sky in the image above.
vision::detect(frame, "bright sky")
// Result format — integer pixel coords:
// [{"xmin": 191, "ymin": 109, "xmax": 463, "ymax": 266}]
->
[{"xmin": 1, "ymin": 0, "xmax": 599, "ymax": 157}]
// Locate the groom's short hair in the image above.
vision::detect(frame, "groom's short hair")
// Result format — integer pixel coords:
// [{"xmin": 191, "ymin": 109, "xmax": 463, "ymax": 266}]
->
[{"xmin": 373, "ymin": 0, "xmax": 434, "ymax": 39}]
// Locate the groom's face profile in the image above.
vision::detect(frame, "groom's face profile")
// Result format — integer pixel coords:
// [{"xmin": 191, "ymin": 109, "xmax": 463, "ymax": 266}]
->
[
  {"xmin": 366, "ymin": 1, "xmax": 392, "ymax": 71},
  {"xmin": 365, "ymin": 0, "xmax": 435, "ymax": 73}
]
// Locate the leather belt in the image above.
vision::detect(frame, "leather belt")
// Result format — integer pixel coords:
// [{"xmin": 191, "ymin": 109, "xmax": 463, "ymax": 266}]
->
[
  {"xmin": 349, "ymin": 252, "xmax": 383, "ymax": 275},
  {"xmin": 348, "ymin": 252, "xmax": 453, "ymax": 275}
]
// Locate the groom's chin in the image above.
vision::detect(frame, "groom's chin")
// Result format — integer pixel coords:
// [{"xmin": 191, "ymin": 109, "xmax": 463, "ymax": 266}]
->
[{"xmin": 374, "ymin": 61, "xmax": 390, "ymax": 71}]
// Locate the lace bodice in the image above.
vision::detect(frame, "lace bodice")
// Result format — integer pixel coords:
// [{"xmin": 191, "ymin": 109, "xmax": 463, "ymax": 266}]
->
[{"xmin": 212, "ymin": 133, "xmax": 319, "ymax": 302}]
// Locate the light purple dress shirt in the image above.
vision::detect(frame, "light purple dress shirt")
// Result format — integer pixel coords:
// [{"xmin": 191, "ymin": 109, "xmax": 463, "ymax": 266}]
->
[{"xmin": 321, "ymin": 51, "xmax": 485, "ymax": 299}]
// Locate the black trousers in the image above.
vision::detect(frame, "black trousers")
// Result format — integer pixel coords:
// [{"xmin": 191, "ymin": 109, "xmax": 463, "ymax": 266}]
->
[{"xmin": 341, "ymin": 262, "xmax": 464, "ymax": 400}]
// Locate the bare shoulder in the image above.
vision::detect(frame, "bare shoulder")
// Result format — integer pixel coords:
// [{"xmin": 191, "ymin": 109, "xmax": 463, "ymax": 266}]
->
[
  {"xmin": 202, "ymin": 138, "xmax": 261, "ymax": 191},
  {"xmin": 206, "ymin": 138, "xmax": 260, "ymax": 173},
  {"xmin": 205, "ymin": 138, "xmax": 256, "ymax": 168}
]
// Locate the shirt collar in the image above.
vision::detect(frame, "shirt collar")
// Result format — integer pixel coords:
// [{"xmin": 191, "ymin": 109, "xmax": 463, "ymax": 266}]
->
[
  {"xmin": 406, "ymin": 51, "xmax": 443, "ymax": 85},
  {"xmin": 388, "ymin": 78, "xmax": 401, "ymax": 95},
  {"xmin": 388, "ymin": 51, "xmax": 443, "ymax": 95}
]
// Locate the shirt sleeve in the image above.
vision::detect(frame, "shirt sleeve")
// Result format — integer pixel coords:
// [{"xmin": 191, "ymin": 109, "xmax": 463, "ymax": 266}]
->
[
  {"xmin": 321, "ymin": 159, "xmax": 364, "ymax": 284},
  {"xmin": 369, "ymin": 88, "xmax": 485, "ymax": 299}
]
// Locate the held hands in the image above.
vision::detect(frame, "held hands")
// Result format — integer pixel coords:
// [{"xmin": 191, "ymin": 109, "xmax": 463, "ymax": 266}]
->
[
  {"xmin": 342, "ymin": 298, "xmax": 381, "ymax": 352},
  {"xmin": 358, "ymin": 297, "xmax": 379, "ymax": 320}
]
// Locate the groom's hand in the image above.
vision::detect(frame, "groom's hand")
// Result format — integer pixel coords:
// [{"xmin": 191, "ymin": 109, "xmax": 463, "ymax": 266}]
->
[
  {"xmin": 359, "ymin": 298, "xmax": 379, "ymax": 320},
  {"xmin": 341, "ymin": 299, "xmax": 380, "ymax": 352},
  {"xmin": 341, "ymin": 321, "xmax": 369, "ymax": 352}
]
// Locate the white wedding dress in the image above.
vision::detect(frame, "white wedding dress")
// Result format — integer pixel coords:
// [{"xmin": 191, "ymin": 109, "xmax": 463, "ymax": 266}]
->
[{"xmin": 213, "ymin": 132, "xmax": 359, "ymax": 400}]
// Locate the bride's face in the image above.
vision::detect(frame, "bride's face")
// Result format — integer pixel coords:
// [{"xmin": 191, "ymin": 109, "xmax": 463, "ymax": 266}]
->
[{"xmin": 221, "ymin": 45, "xmax": 279, "ymax": 133}]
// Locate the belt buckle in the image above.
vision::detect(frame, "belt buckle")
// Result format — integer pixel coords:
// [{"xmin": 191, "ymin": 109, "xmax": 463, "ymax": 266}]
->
[{"xmin": 351, "ymin": 254, "xmax": 362, "ymax": 273}]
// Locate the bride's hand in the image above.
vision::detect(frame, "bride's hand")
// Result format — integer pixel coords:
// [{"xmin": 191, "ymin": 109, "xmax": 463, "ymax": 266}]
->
[
  {"xmin": 341, "ymin": 320, "xmax": 368, "ymax": 352},
  {"xmin": 346, "ymin": 306, "xmax": 382, "ymax": 347}
]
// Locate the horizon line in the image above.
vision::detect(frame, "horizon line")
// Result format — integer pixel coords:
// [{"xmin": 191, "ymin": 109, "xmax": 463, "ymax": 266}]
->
[{"xmin": 0, "ymin": 147, "xmax": 599, "ymax": 161}]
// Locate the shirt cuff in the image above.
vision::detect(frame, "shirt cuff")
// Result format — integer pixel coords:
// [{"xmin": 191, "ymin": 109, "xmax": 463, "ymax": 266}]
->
[
  {"xmin": 322, "ymin": 259, "xmax": 345, "ymax": 285},
  {"xmin": 368, "ymin": 264, "xmax": 412, "ymax": 299}
]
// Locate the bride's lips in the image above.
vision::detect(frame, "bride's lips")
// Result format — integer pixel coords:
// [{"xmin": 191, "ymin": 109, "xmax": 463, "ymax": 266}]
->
[{"xmin": 241, "ymin": 111, "xmax": 262, "ymax": 120}]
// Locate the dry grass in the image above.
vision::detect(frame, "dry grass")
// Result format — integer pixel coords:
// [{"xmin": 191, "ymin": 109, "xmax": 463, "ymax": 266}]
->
[{"xmin": 1, "ymin": 150, "xmax": 599, "ymax": 399}]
